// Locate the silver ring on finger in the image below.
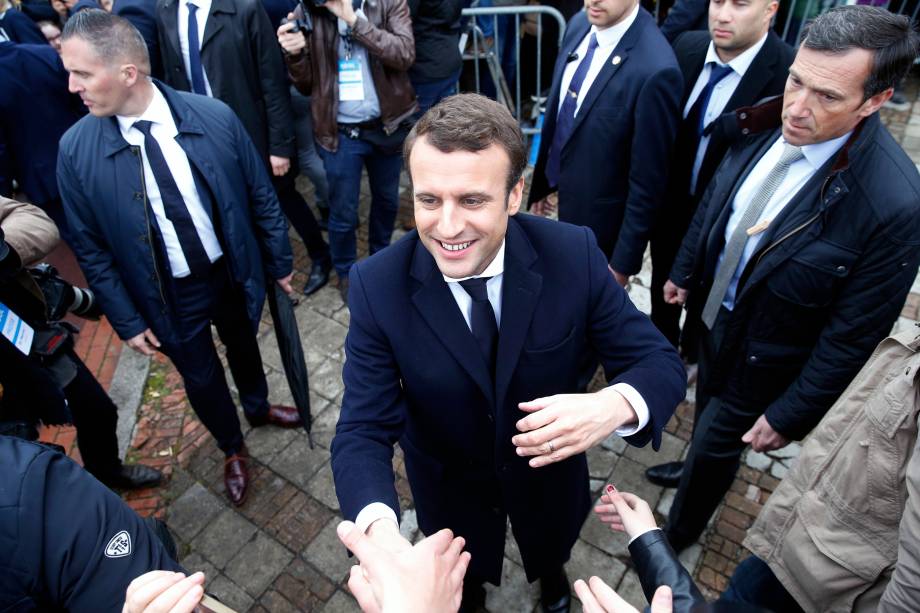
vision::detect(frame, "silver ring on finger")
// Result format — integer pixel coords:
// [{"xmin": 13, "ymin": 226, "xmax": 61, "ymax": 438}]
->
[{"xmin": 548, "ymin": 440, "xmax": 555, "ymax": 453}]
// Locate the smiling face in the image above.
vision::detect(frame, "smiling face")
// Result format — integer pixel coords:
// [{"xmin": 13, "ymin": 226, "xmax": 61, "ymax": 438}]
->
[
  {"xmin": 61, "ymin": 36, "xmax": 132, "ymax": 117},
  {"xmin": 410, "ymin": 137, "xmax": 523, "ymax": 279},
  {"xmin": 782, "ymin": 45, "xmax": 891, "ymax": 146},
  {"xmin": 583, "ymin": 0, "xmax": 638, "ymax": 30},
  {"xmin": 708, "ymin": 0, "xmax": 777, "ymax": 62}
]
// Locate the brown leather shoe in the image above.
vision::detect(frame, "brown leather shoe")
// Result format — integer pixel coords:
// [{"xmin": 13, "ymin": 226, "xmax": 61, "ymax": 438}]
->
[
  {"xmin": 224, "ymin": 448, "xmax": 249, "ymax": 507},
  {"xmin": 247, "ymin": 404, "xmax": 303, "ymax": 429}
]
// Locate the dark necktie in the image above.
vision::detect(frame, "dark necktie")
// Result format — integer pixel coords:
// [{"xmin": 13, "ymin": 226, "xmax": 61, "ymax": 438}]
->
[
  {"xmin": 134, "ymin": 120, "xmax": 212, "ymax": 277},
  {"xmin": 459, "ymin": 277, "xmax": 498, "ymax": 374},
  {"xmin": 544, "ymin": 32, "xmax": 599, "ymax": 188},
  {"xmin": 186, "ymin": 2, "xmax": 208, "ymax": 96}
]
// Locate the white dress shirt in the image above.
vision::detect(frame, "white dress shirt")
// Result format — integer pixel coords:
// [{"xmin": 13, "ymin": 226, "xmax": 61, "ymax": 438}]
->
[
  {"xmin": 355, "ymin": 239, "xmax": 651, "ymax": 532},
  {"xmin": 683, "ymin": 33, "xmax": 768, "ymax": 194},
  {"xmin": 719, "ymin": 131, "xmax": 851, "ymax": 309},
  {"xmin": 178, "ymin": 0, "xmax": 214, "ymax": 97},
  {"xmin": 556, "ymin": 4, "xmax": 640, "ymax": 117},
  {"xmin": 116, "ymin": 85, "xmax": 223, "ymax": 277}
]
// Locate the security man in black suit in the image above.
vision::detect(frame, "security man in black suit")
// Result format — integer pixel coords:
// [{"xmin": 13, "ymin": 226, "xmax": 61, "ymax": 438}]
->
[{"xmin": 646, "ymin": 0, "xmax": 793, "ymax": 489}]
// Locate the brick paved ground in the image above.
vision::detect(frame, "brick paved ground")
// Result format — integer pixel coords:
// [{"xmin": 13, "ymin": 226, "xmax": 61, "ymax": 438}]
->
[{"xmin": 50, "ymin": 74, "xmax": 920, "ymax": 610}]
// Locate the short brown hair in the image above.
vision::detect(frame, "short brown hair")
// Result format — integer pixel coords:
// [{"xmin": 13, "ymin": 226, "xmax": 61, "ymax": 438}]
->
[{"xmin": 403, "ymin": 94, "xmax": 526, "ymax": 194}]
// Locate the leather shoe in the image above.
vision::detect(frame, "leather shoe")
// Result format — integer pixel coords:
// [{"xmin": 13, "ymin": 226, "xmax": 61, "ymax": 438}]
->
[
  {"xmin": 303, "ymin": 257, "xmax": 331, "ymax": 296},
  {"xmin": 645, "ymin": 461, "xmax": 684, "ymax": 488},
  {"xmin": 224, "ymin": 447, "xmax": 249, "ymax": 506},
  {"xmin": 247, "ymin": 404, "xmax": 303, "ymax": 429},
  {"xmin": 100, "ymin": 463, "xmax": 163, "ymax": 490},
  {"xmin": 540, "ymin": 568, "xmax": 571, "ymax": 613}
]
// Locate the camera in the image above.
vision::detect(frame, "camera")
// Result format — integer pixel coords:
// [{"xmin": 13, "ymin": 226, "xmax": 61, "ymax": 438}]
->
[
  {"xmin": 29, "ymin": 263, "xmax": 103, "ymax": 321},
  {"xmin": 281, "ymin": 0, "xmax": 317, "ymax": 35}
]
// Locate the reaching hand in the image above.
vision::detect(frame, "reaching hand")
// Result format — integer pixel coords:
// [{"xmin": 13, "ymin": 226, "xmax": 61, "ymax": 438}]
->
[
  {"xmin": 742, "ymin": 415, "xmax": 789, "ymax": 452},
  {"xmin": 126, "ymin": 328, "xmax": 161, "ymax": 356},
  {"xmin": 270, "ymin": 156, "xmax": 291, "ymax": 177},
  {"xmin": 323, "ymin": 0, "xmax": 358, "ymax": 26},
  {"xmin": 575, "ymin": 577, "xmax": 672, "ymax": 613},
  {"xmin": 337, "ymin": 521, "xmax": 471, "ymax": 613},
  {"xmin": 512, "ymin": 387, "xmax": 637, "ymax": 468},
  {"xmin": 593, "ymin": 485, "xmax": 657, "ymax": 540},
  {"xmin": 122, "ymin": 571, "xmax": 205, "ymax": 613}
]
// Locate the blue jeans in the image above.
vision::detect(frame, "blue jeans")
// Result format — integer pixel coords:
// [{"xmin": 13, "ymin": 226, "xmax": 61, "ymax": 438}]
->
[
  {"xmin": 290, "ymin": 86, "xmax": 330, "ymax": 209},
  {"xmin": 318, "ymin": 133, "xmax": 402, "ymax": 277},
  {"xmin": 721, "ymin": 556, "xmax": 805, "ymax": 612},
  {"xmin": 412, "ymin": 69, "xmax": 461, "ymax": 116}
]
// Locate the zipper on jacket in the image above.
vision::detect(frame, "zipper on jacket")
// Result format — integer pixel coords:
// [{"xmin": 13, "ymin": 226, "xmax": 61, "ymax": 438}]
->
[
  {"xmin": 753, "ymin": 176, "xmax": 834, "ymax": 267},
  {"xmin": 134, "ymin": 146, "xmax": 167, "ymax": 306}
]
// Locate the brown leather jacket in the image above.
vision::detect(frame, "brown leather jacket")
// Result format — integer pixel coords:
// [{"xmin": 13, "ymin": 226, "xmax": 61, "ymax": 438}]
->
[{"xmin": 286, "ymin": 0, "xmax": 418, "ymax": 152}]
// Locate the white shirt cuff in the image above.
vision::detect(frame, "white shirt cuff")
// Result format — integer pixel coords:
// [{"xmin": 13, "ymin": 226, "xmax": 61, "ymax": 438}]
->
[
  {"xmin": 610, "ymin": 382, "xmax": 649, "ymax": 437},
  {"xmin": 355, "ymin": 502, "xmax": 399, "ymax": 533},
  {"xmin": 628, "ymin": 526, "xmax": 661, "ymax": 545}
]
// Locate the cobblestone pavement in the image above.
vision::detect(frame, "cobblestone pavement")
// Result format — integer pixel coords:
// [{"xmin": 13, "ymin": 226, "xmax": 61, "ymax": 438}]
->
[{"xmin": 42, "ymin": 75, "xmax": 920, "ymax": 610}]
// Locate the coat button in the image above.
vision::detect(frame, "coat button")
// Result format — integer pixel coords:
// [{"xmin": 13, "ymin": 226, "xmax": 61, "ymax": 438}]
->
[
  {"xmin": 749, "ymin": 355, "xmax": 758, "ymax": 363},
  {"xmin": 742, "ymin": 128, "xmax": 750, "ymax": 135},
  {"xmin": 836, "ymin": 265, "xmax": 847, "ymax": 273},
  {"xmin": 487, "ymin": 414, "xmax": 494, "ymax": 423},
  {"xmin": 134, "ymin": 192, "xmax": 143, "ymax": 200},
  {"xmin": 740, "ymin": 112, "xmax": 748, "ymax": 120}
]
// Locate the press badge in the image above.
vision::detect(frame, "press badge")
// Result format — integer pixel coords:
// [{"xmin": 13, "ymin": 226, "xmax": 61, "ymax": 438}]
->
[
  {"xmin": 339, "ymin": 59, "xmax": 365, "ymax": 102},
  {"xmin": 0, "ymin": 302, "xmax": 34, "ymax": 355}
]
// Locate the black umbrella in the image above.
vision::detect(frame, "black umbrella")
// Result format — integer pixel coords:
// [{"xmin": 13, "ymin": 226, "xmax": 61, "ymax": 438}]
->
[{"xmin": 267, "ymin": 282, "xmax": 314, "ymax": 448}]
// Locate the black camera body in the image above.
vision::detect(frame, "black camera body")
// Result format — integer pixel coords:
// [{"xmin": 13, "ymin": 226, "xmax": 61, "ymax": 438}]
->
[
  {"xmin": 281, "ymin": 0, "xmax": 319, "ymax": 35},
  {"xmin": 29, "ymin": 263, "xmax": 103, "ymax": 322}
]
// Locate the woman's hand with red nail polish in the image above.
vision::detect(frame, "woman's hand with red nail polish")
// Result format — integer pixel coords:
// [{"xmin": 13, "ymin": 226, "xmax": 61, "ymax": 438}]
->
[{"xmin": 593, "ymin": 487, "xmax": 658, "ymax": 539}]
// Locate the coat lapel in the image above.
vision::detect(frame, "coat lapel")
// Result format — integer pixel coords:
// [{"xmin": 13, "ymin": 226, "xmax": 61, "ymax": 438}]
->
[
  {"xmin": 201, "ymin": 0, "xmax": 234, "ymax": 50},
  {"xmin": 159, "ymin": 0, "xmax": 182, "ymax": 68},
  {"xmin": 494, "ymin": 218, "xmax": 542, "ymax": 412},
  {"xmin": 723, "ymin": 34, "xmax": 780, "ymax": 114},
  {"xmin": 410, "ymin": 242, "xmax": 496, "ymax": 407},
  {"xmin": 569, "ymin": 9, "xmax": 650, "ymax": 139}
]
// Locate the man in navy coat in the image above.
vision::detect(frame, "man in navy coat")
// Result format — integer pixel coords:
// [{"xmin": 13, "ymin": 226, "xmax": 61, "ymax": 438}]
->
[
  {"xmin": 331, "ymin": 94, "xmax": 685, "ymax": 612},
  {"xmin": 528, "ymin": 0, "xmax": 682, "ymax": 288},
  {"xmin": 57, "ymin": 10, "xmax": 301, "ymax": 506}
]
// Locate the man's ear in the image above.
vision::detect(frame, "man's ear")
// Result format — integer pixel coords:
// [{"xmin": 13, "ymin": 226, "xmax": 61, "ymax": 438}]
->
[
  {"xmin": 121, "ymin": 63, "xmax": 140, "ymax": 87},
  {"xmin": 860, "ymin": 87, "xmax": 894, "ymax": 118},
  {"xmin": 508, "ymin": 176, "xmax": 525, "ymax": 215}
]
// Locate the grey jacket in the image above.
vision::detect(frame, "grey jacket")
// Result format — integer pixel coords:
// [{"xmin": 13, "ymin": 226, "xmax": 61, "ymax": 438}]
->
[{"xmin": 745, "ymin": 327, "xmax": 920, "ymax": 612}]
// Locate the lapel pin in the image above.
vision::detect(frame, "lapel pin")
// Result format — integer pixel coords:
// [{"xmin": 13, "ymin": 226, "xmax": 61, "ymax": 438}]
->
[{"xmin": 612, "ymin": 55, "xmax": 621, "ymax": 65}]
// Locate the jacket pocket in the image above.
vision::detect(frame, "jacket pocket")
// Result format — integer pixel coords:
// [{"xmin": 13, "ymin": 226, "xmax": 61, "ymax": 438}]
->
[
  {"xmin": 782, "ymin": 489, "xmax": 893, "ymax": 610},
  {"xmin": 523, "ymin": 325, "xmax": 576, "ymax": 355},
  {"xmin": 768, "ymin": 238, "xmax": 860, "ymax": 308}
]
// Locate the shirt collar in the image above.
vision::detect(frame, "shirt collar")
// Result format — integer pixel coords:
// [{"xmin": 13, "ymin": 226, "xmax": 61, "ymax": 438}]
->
[
  {"xmin": 704, "ymin": 31, "xmax": 768, "ymax": 78},
  {"xmin": 780, "ymin": 131, "xmax": 852, "ymax": 169},
  {"xmin": 442, "ymin": 239, "xmax": 506, "ymax": 283},
  {"xmin": 592, "ymin": 3, "xmax": 640, "ymax": 48},
  {"xmin": 116, "ymin": 84, "xmax": 175, "ymax": 136}
]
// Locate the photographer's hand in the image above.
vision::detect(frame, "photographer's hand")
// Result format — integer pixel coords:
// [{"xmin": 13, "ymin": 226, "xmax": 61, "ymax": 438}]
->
[
  {"xmin": 324, "ymin": 0, "xmax": 358, "ymax": 27},
  {"xmin": 277, "ymin": 15, "xmax": 307, "ymax": 55},
  {"xmin": 127, "ymin": 329, "xmax": 161, "ymax": 356}
]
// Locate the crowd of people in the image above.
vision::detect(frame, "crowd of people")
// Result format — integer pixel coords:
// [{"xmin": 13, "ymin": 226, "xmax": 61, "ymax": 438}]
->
[{"xmin": 2, "ymin": 0, "xmax": 920, "ymax": 611}]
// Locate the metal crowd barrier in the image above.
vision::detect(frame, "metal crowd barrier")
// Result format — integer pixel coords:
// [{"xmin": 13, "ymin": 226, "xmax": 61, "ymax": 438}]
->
[{"xmin": 459, "ymin": 5, "xmax": 567, "ymax": 136}]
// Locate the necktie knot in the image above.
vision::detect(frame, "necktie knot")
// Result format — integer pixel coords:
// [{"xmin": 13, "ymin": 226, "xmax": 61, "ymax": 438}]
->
[
  {"xmin": 187, "ymin": 1, "xmax": 198, "ymax": 13},
  {"xmin": 134, "ymin": 120, "xmax": 153, "ymax": 136},
  {"xmin": 459, "ymin": 277, "xmax": 492, "ymax": 303},
  {"xmin": 707, "ymin": 62, "xmax": 733, "ymax": 86},
  {"xmin": 586, "ymin": 32, "xmax": 598, "ymax": 52},
  {"xmin": 779, "ymin": 143, "xmax": 804, "ymax": 166}
]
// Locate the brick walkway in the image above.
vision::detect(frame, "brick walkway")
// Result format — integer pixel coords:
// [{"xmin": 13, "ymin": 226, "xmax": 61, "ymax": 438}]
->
[{"xmin": 50, "ymin": 75, "xmax": 920, "ymax": 610}]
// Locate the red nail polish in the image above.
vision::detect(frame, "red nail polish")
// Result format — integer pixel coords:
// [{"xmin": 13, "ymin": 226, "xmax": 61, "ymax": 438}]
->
[{"xmin": 606, "ymin": 484, "xmax": 616, "ymax": 493}]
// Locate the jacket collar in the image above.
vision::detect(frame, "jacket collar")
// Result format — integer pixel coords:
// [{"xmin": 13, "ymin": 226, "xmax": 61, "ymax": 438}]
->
[
  {"xmin": 409, "ymin": 216, "xmax": 541, "ymax": 409},
  {"xmin": 101, "ymin": 80, "xmax": 206, "ymax": 157}
]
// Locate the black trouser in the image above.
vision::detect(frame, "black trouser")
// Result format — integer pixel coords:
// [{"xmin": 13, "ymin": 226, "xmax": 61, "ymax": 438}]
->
[
  {"xmin": 64, "ymin": 352, "xmax": 122, "ymax": 478},
  {"xmin": 272, "ymin": 171, "xmax": 329, "ymax": 264},
  {"xmin": 159, "ymin": 263, "xmax": 269, "ymax": 456},
  {"xmin": 649, "ymin": 196, "xmax": 696, "ymax": 354},
  {"xmin": 664, "ymin": 308, "xmax": 761, "ymax": 549}
]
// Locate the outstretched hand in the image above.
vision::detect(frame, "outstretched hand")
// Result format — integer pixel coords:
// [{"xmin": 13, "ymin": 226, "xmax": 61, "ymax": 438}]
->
[
  {"xmin": 575, "ymin": 577, "xmax": 672, "ymax": 613},
  {"xmin": 337, "ymin": 521, "xmax": 470, "ymax": 613},
  {"xmin": 593, "ymin": 485, "xmax": 658, "ymax": 540}
]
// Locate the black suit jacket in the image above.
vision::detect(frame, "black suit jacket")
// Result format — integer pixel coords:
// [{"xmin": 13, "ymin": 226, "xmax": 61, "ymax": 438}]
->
[
  {"xmin": 332, "ymin": 214, "xmax": 685, "ymax": 583},
  {"xmin": 672, "ymin": 103, "xmax": 920, "ymax": 440},
  {"xmin": 667, "ymin": 30, "xmax": 793, "ymax": 207},
  {"xmin": 156, "ymin": 0, "xmax": 295, "ymax": 160},
  {"xmin": 529, "ymin": 8, "xmax": 683, "ymax": 275}
]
